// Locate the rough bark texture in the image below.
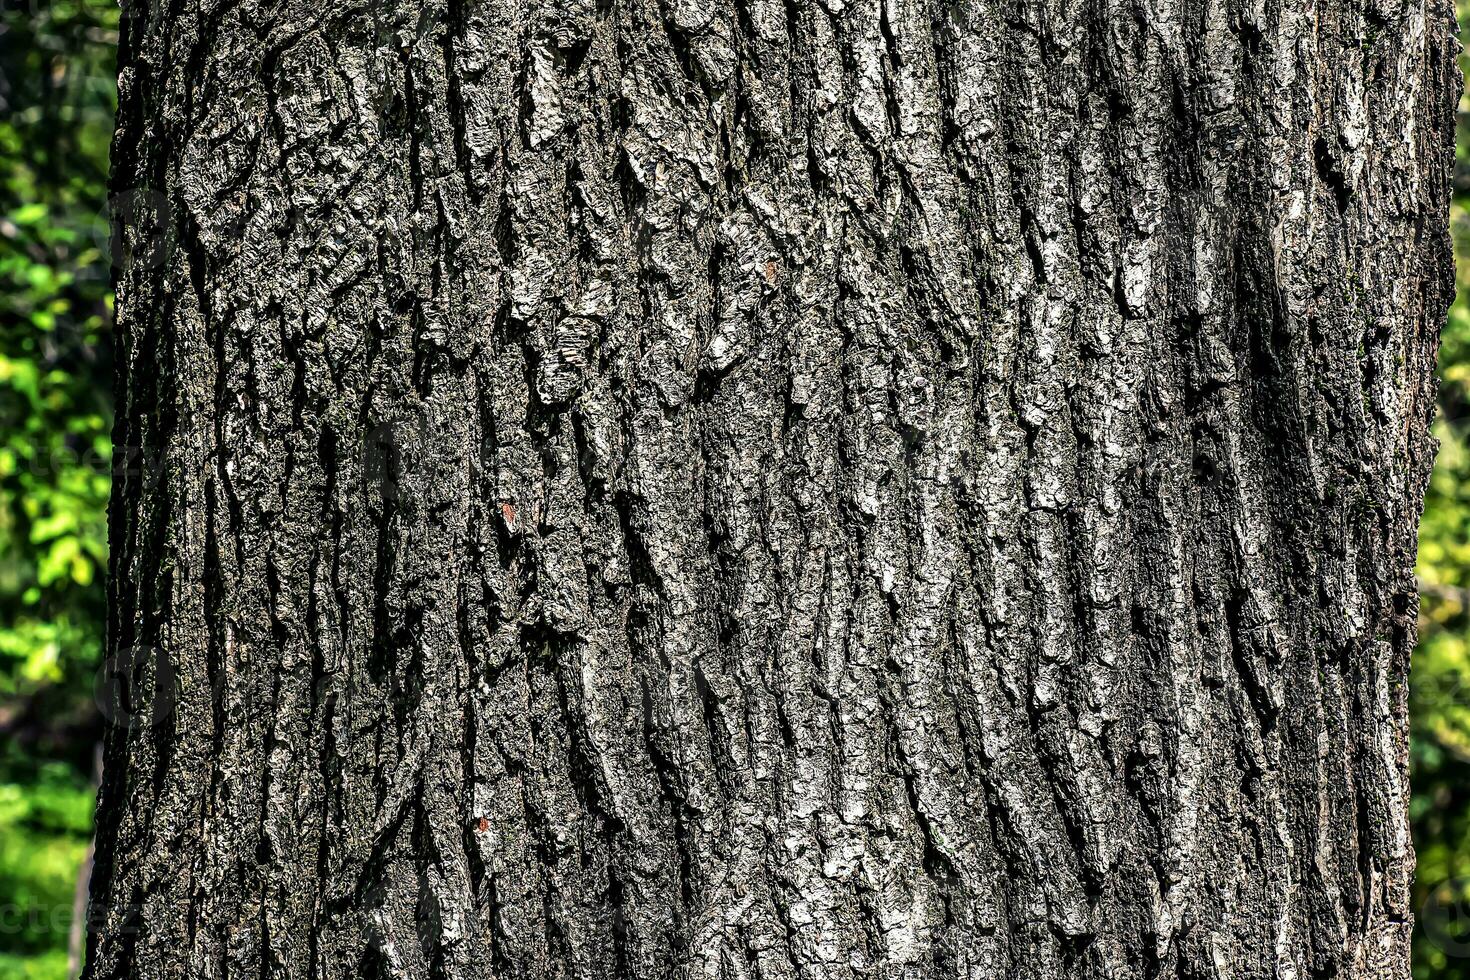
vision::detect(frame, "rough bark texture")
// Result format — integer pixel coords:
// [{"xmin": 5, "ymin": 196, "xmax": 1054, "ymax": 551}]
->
[{"xmin": 90, "ymin": 0, "xmax": 1456, "ymax": 977}]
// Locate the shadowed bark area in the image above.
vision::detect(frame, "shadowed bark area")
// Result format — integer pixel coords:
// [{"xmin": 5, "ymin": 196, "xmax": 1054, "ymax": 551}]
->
[{"xmin": 89, "ymin": 0, "xmax": 1455, "ymax": 976}]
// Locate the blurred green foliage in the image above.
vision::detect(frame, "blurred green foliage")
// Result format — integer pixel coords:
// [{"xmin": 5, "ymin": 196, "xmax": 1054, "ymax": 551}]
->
[
  {"xmin": 3, "ymin": 2, "xmax": 1470, "ymax": 979},
  {"xmin": 0, "ymin": 0, "xmax": 113, "ymax": 707},
  {"xmin": 0, "ymin": 1, "xmax": 115, "ymax": 977},
  {"xmin": 1413, "ymin": 6, "xmax": 1470, "ymax": 978}
]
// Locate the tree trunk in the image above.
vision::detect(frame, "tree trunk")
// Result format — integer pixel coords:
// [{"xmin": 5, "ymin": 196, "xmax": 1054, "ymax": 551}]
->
[{"xmin": 88, "ymin": 0, "xmax": 1457, "ymax": 977}]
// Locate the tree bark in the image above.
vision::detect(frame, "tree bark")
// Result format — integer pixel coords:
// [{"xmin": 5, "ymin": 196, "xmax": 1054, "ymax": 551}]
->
[{"xmin": 89, "ymin": 0, "xmax": 1457, "ymax": 977}]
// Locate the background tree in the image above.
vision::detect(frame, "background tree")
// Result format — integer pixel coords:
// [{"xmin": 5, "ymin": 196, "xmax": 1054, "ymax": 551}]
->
[{"xmin": 29, "ymin": 0, "xmax": 1467, "ymax": 978}]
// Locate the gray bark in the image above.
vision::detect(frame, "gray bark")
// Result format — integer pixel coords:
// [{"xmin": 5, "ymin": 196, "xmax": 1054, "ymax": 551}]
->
[{"xmin": 88, "ymin": 0, "xmax": 1457, "ymax": 977}]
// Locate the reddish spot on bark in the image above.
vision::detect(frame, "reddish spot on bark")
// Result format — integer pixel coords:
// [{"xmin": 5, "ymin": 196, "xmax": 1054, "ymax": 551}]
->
[
  {"xmin": 476, "ymin": 817, "xmax": 489, "ymax": 833},
  {"xmin": 500, "ymin": 502, "xmax": 515, "ymax": 525},
  {"xmin": 764, "ymin": 260, "xmax": 778, "ymax": 283}
]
